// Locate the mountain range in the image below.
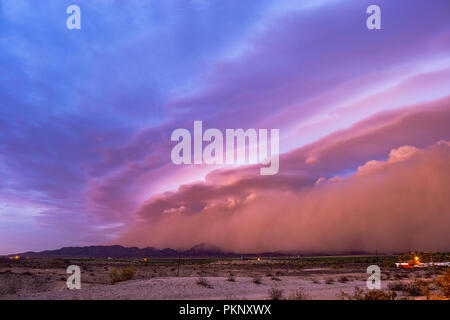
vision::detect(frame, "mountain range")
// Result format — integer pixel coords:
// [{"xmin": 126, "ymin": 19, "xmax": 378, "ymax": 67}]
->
[{"xmin": 5, "ymin": 243, "xmax": 293, "ymax": 259}]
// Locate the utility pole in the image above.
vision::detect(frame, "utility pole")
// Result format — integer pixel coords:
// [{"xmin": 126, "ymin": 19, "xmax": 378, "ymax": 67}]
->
[{"xmin": 177, "ymin": 253, "xmax": 181, "ymax": 277}]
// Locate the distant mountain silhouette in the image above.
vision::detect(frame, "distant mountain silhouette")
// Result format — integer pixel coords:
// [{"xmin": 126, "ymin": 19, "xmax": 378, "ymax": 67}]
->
[
  {"xmin": 6, "ymin": 243, "xmax": 239, "ymax": 258},
  {"xmin": 5, "ymin": 243, "xmax": 375, "ymax": 259}
]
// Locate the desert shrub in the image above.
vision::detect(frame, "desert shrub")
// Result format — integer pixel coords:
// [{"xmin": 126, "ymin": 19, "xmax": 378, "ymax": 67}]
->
[
  {"xmin": 403, "ymin": 282, "xmax": 423, "ymax": 296},
  {"xmin": 227, "ymin": 275, "xmax": 235, "ymax": 282},
  {"xmin": 270, "ymin": 276, "xmax": 281, "ymax": 281},
  {"xmin": 252, "ymin": 276, "xmax": 262, "ymax": 285},
  {"xmin": 424, "ymin": 270, "xmax": 436, "ymax": 278},
  {"xmin": 340, "ymin": 287, "xmax": 397, "ymax": 300},
  {"xmin": 312, "ymin": 279, "xmax": 320, "ymax": 284},
  {"xmin": 435, "ymin": 270, "xmax": 450, "ymax": 298},
  {"xmin": 388, "ymin": 281, "xmax": 406, "ymax": 291},
  {"xmin": 394, "ymin": 272, "xmax": 410, "ymax": 279},
  {"xmin": 196, "ymin": 277, "xmax": 213, "ymax": 288},
  {"xmin": 338, "ymin": 276, "xmax": 349, "ymax": 283},
  {"xmin": 364, "ymin": 290, "xmax": 397, "ymax": 300},
  {"xmin": 268, "ymin": 287, "xmax": 283, "ymax": 300},
  {"xmin": 288, "ymin": 289, "xmax": 309, "ymax": 300},
  {"xmin": 109, "ymin": 268, "xmax": 118, "ymax": 283},
  {"xmin": 325, "ymin": 278, "xmax": 335, "ymax": 284},
  {"xmin": 109, "ymin": 265, "xmax": 136, "ymax": 284}
]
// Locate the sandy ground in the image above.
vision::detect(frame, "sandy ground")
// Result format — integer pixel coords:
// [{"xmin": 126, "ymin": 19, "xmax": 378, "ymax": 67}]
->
[
  {"xmin": 1, "ymin": 257, "xmax": 446, "ymax": 300},
  {"xmin": 2, "ymin": 276, "xmax": 375, "ymax": 300}
]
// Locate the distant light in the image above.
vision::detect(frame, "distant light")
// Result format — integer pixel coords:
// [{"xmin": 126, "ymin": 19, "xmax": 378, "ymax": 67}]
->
[
  {"xmin": 257, "ymin": 257, "xmax": 261, "ymax": 261},
  {"xmin": 143, "ymin": 258, "xmax": 147, "ymax": 262}
]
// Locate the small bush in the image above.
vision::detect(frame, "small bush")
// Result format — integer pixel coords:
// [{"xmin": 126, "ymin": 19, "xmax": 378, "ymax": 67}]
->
[
  {"xmin": 340, "ymin": 287, "xmax": 397, "ymax": 300},
  {"xmin": 388, "ymin": 281, "xmax": 406, "ymax": 291},
  {"xmin": 252, "ymin": 276, "xmax": 262, "ymax": 285},
  {"xmin": 268, "ymin": 287, "xmax": 283, "ymax": 300},
  {"xmin": 109, "ymin": 265, "xmax": 136, "ymax": 284},
  {"xmin": 227, "ymin": 275, "xmax": 236, "ymax": 282},
  {"xmin": 394, "ymin": 272, "xmax": 409, "ymax": 279},
  {"xmin": 403, "ymin": 282, "xmax": 423, "ymax": 296},
  {"xmin": 364, "ymin": 289, "xmax": 397, "ymax": 300},
  {"xmin": 325, "ymin": 278, "xmax": 335, "ymax": 285},
  {"xmin": 435, "ymin": 270, "xmax": 450, "ymax": 298},
  {"xmin": 288, "ymin": 289, "xmax": 309, "ymax": 300},
  {"xmin": 338, "ymin": 276, "xmax": 349, "ymax": 283},
  {"xmin": 270, "ymin": 276, "xmax": 281, "ymax": 281},
  {"xmin": 424, "ymin": 270, "xmax": 436, "ymax": 278},
  {"xmin": 197, "ymin": 277, "xmax": 213, "ymax": 288}
]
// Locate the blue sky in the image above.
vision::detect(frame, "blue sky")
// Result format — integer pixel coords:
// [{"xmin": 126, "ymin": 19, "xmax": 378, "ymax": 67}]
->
[{"xmin": 1, "ymin": 0, "xmax": 449, "ymax": 254}]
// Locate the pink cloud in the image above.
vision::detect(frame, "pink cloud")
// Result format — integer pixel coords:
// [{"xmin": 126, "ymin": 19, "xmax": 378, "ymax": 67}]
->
[
  {"xmin": 118, "ymin": 140, "xmax": 450, "ymax": 253},
  {"xmin": 115, "ymin": 97, "xmax": 450, "ymax": 253}
]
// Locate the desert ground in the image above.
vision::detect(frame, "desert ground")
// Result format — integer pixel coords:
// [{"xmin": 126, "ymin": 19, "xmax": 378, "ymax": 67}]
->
[{"xmin": 0, "ymin": 255, "xmax": 448, "ymax": 300}]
